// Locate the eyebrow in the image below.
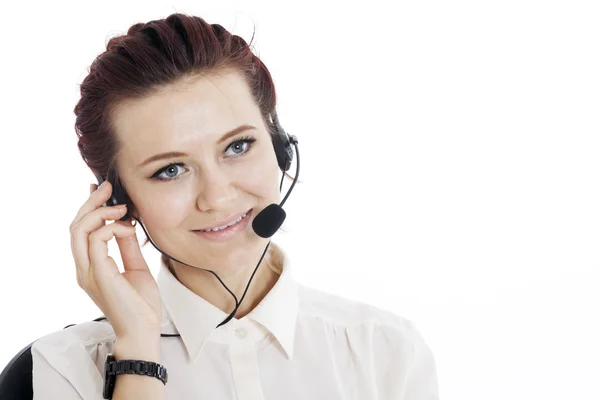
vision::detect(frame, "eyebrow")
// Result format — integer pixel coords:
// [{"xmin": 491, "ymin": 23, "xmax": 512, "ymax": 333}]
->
[{"xmin": 137, "ymin": 124, "xmax": 257, "ymax": 168}]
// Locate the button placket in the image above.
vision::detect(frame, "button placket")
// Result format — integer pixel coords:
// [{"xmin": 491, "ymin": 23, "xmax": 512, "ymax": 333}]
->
[{"xmin": 228, "ymin": 324, "xmax": 265, "ymax": 400}]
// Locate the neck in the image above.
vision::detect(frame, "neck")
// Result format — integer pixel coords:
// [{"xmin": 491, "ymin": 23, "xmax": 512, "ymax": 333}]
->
[{"xmin": 165, "ymin": 243, "xmax": 282, "ymax": 319}]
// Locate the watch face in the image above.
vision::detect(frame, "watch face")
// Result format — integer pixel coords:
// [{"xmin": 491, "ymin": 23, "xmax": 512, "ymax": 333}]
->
[{"xmin": 103, "ymin": 354, "xmax": 116, "ymax": 399}]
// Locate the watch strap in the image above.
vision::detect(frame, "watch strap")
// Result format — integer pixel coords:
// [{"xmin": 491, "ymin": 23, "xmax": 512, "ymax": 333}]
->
[{"xmin": 103, "ymin": 353, "xmax": 168, "ymax": 399}]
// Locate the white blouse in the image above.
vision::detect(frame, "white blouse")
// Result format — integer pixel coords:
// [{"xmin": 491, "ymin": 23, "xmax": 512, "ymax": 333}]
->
[{"xmin": 31, "ymin": 243, "xmax": 439, "ymax": 399}]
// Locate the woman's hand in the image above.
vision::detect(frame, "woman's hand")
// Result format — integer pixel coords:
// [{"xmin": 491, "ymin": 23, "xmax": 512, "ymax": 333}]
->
[{"xmin": 69, "ymin": 181, "xmax": 162, "ymax": 340}]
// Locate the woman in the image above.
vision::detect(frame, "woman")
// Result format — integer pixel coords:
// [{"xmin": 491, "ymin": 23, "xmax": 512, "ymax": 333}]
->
[{"xmin": 31, "ymin": 12, "xmax": 439, "ymax": 399}]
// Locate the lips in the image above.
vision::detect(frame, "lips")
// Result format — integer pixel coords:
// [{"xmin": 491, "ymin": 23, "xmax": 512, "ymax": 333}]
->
[
  {"xmin": 195, "ymin": 209, "xmax": 252, "ymax": 231},
  {"xmin": 192, "ymin": 209, "xmax": 253, "ymax": 242}
]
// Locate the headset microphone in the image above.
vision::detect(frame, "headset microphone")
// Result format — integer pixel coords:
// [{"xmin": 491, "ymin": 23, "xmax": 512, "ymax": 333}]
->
[
  {"xmin": 221, "ymin": 133, "xmax": 299, "ymax": 325},
  {"xmin": 252, "ymin": 204, "xmax": 286, "ymax": 239},
  {"xmin": 252, "ymin": 115, "xmax": 300, "ymax": 238}
]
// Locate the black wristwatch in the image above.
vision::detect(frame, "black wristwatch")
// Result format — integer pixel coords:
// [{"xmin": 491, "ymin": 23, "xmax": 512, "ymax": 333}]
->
[{"xmin": 103, "ymin": 353, "xmax": 168, "ymax": 399}]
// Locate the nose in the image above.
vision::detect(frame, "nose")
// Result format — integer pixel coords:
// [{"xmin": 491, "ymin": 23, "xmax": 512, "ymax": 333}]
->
[{"xmin": 195, "ymin": 165, "xmax": 238, "ymax": 212}]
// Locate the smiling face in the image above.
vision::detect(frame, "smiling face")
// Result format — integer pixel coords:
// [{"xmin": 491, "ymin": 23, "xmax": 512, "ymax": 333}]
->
[{"xmin": 110, "ymin": 69, "xmax": 281, "ymax": 273}]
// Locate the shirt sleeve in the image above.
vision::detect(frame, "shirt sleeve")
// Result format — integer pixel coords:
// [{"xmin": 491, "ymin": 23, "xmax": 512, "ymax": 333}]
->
[
  {"xmin": 403, "ymin": 320, "xmax": 439, "ymax": 400},
  {"xmin": 31, "ymin": 334, "xmax": 106, "ymax": 400}
]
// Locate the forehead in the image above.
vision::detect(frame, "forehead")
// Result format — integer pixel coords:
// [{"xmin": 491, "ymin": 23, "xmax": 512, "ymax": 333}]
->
[{"xmin": 110, "ymin": 69, "xmax": 262, "ymax": 156}]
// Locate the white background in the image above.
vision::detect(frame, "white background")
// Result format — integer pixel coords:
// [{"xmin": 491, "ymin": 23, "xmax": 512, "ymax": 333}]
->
[{"xmin": 1, "ymin": 1, "xmax": 599, "ymax": 399}]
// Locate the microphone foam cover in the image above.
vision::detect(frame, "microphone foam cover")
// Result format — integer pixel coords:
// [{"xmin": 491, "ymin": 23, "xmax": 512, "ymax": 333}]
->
[{"xmin": 252, "ymin": 204, "xmax": 286, "ymax": 238}]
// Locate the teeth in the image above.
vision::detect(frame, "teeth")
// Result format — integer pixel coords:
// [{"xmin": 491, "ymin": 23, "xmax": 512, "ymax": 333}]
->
[{"xmin": 203, "ymin": 213, "xmax": 247, "ymax": 232}]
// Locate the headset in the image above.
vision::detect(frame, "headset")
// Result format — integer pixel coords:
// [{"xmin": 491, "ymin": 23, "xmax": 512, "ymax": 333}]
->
[{"xmin": 93, "ymin": 112, "xmax": 300, "ymax": 333}]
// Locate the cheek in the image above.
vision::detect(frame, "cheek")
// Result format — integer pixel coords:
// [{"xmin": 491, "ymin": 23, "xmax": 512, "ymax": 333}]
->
[
  {"xmin": 136, "ymin": 192, "xmax": 190, "ymax": 229},
  {"xmin": 236, "ymin": 156, "xmax": 281, "ymax": 199}
]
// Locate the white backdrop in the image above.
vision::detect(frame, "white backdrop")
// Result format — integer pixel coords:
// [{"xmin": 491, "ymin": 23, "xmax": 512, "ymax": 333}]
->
[{"xmin": 1, "ymin": 1, "xmax": 599, "ymax": 399}]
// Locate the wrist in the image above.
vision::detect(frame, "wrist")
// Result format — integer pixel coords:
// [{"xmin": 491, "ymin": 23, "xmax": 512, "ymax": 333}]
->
[{"xmin": 114, "ymin": 337, "xmax": 161, "ymax": 364}]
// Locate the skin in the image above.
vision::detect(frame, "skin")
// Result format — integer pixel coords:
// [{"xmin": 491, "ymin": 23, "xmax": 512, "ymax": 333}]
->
[{"xmin": 109, "ymin": 68, "xmax": 282, "ymax": 319}]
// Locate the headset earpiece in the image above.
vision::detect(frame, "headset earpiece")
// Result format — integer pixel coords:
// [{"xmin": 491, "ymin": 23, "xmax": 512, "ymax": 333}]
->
[
  {"xmin": 271, "ymin": 113, "xmax": 294, "ymax": 172},
  {"xmin": 95, "ymin": 173, "xmax": 131, "ymax": 222}
]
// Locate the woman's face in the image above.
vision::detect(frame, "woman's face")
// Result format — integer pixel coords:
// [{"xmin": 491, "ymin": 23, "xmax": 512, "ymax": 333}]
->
[{"xmin": 110, "ymin": 69, "xmax": 281, "ymax": 273}]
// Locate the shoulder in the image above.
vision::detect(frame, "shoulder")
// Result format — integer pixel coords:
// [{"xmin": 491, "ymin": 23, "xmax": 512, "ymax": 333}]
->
[
  {"xmin": 297, "ymin": 285, "xmax": 439, "ymax": 397},
  {"xmin": 30, "ymin": 320, "xmax": 116, "ymax": 397},
  {"xmin": 297, "ymin": 284, "xmax": 420, "ymax": 337},
  {"xmin": 32, "ymin": 319, "xmax": 116, "ymax": 372}
]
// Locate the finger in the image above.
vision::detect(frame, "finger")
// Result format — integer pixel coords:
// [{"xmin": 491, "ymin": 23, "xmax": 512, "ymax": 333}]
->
[
  {"xmin": 87, "ymin": 221, "xmax": 137, "ymax": 283},
  {"xmin": 70, "ymin": 181, "xmax": 115, "ymax": 229},
  {"xmin": 114, "ymin": 220, "xmax": 151, "ymax": 273},
  {"xmin": 71, "ymin": 205, "xmax": 128, "ymax": 278}
]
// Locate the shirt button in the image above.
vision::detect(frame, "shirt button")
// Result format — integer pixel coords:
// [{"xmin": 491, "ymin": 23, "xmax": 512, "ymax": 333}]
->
[{"xmin": 234, "ymin": 327, "xmax": 247, "ymax": 339}]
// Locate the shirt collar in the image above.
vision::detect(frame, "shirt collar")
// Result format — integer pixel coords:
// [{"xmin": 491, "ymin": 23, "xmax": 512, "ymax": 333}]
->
[{"xmin": 157, "ymin": 242, "xmax": 299, "ymax": 364}]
